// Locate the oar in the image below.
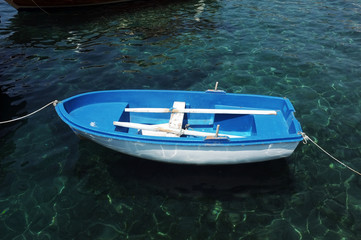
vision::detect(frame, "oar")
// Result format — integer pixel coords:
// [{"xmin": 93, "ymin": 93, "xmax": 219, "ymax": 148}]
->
[
  {"xmin": 124, "ymin": 108, "xmax": 277, "ymax": 115},
  {"xmin": 113, "ymin": 121, "xmax": 243, "ymax": 138}
]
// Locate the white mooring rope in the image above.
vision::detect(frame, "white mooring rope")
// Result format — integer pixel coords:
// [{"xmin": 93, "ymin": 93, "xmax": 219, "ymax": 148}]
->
[
  {"xmin": 0, "ymin": 100, "xmax": 58, "ymax": 125},
  {"xmin": 301, "ymin": 132, "xmax": 361, "ymax": 176},
  {"xmin": 31, "ymin": 0, "xmax": 50, "ymax": 15}
]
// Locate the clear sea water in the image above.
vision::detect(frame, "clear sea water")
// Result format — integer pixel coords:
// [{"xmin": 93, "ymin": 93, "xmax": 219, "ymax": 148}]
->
[{"xmin": 1, "ymin": 0, "xmax": 361, "ymax": 239}]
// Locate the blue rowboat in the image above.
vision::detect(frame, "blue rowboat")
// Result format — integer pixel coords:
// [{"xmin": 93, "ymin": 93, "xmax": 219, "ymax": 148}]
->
[{"xmin": 55, "ymin": 89, "xmax": 303, "ymax": 164}]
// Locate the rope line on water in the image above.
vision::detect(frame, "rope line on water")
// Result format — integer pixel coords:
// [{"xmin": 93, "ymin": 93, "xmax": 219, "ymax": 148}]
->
[
  {"xmin": 0, "ymin": 100, "xmax": 58, "ymax": 125},
  {"xmin": 31, "ymin": 0, "xmax": 50, "ymax": 14},
  {"xmin": 301, "ymin": 132, "xmax": 361, "ymax": 176}
]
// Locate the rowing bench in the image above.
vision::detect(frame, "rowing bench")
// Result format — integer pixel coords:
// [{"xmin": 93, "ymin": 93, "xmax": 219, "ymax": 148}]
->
[{"xmin": 113, "ymin": 101, "xmax": 277, "ymax": 138}]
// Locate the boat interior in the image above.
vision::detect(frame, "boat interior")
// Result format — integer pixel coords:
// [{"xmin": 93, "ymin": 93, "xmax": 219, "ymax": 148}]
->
[
  {"xmin": 63, "ymin": 91, "xmax": 299, "ymax": 140},
  {"xmin": 112, "ymin": 102, "xmax": 297, "ymax": 139}
]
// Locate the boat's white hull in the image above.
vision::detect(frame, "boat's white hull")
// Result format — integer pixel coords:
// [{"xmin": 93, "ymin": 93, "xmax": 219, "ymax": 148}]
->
[{"xmin": 74, "ymin": 130, "xmax": 299, "ymax": 165}]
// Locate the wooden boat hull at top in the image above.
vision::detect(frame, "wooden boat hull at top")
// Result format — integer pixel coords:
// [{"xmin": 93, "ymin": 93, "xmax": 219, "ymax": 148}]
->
[
  {"xmin": 5, "ymin": 0, "xmax": 131, "ymax": 10},
  {"xmin": 55, "ymin": 90, "xmax": 303, "ymax": 165}
]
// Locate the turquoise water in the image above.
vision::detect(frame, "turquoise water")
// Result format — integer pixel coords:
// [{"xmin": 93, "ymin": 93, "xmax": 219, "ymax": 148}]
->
[{"xmin": 1, "ymin": 0, "xmax": 361, "ymax": 239}]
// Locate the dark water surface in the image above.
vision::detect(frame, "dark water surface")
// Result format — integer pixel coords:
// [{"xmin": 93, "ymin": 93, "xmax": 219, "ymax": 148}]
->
[{"xmin": 1, "ymin": 0, "xmax": 361, "ymax": 239}]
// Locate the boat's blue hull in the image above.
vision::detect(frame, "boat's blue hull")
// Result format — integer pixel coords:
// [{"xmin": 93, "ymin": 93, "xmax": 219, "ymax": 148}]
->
[{"xmin": 55, "ymin": 90, "xmax": 303, "ymax": 164}]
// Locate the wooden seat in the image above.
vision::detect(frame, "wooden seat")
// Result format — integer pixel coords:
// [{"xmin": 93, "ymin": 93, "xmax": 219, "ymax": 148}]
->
[
  {"xmin": 141, "ymin": 101, "xmax": 185, "ymax": 137},
  {"xmin": 168, "ymin": 101, "xmax": 186, "ymax": 129}
]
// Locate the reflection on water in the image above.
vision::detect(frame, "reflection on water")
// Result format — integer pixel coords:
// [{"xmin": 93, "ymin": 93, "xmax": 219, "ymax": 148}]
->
[
  {"xmin": 1, "ymin": 0, "xmax": 221, "ymax": 94},
  {"xmin": 6, "ymin": 0, "xmax": 219, "ymax": 46}
]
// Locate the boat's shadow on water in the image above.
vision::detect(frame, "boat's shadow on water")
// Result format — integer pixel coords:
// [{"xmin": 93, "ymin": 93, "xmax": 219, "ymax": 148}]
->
[
  {"xmin": 116, "ymin": 157, "xmax": 293, "ymax": 198},
  {"xmin": 76, "ymin": 141, "xmax": 294, "ymax": 199}
]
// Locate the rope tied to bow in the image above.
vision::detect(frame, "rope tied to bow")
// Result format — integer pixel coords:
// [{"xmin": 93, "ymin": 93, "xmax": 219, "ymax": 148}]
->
[
  {"xmin": 0, "ymin": 100, "xmax": 58, "ymax": 125},
  {"xmin": 301, "ymin": 132, "xmax": 361, "ymax": 176}
]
